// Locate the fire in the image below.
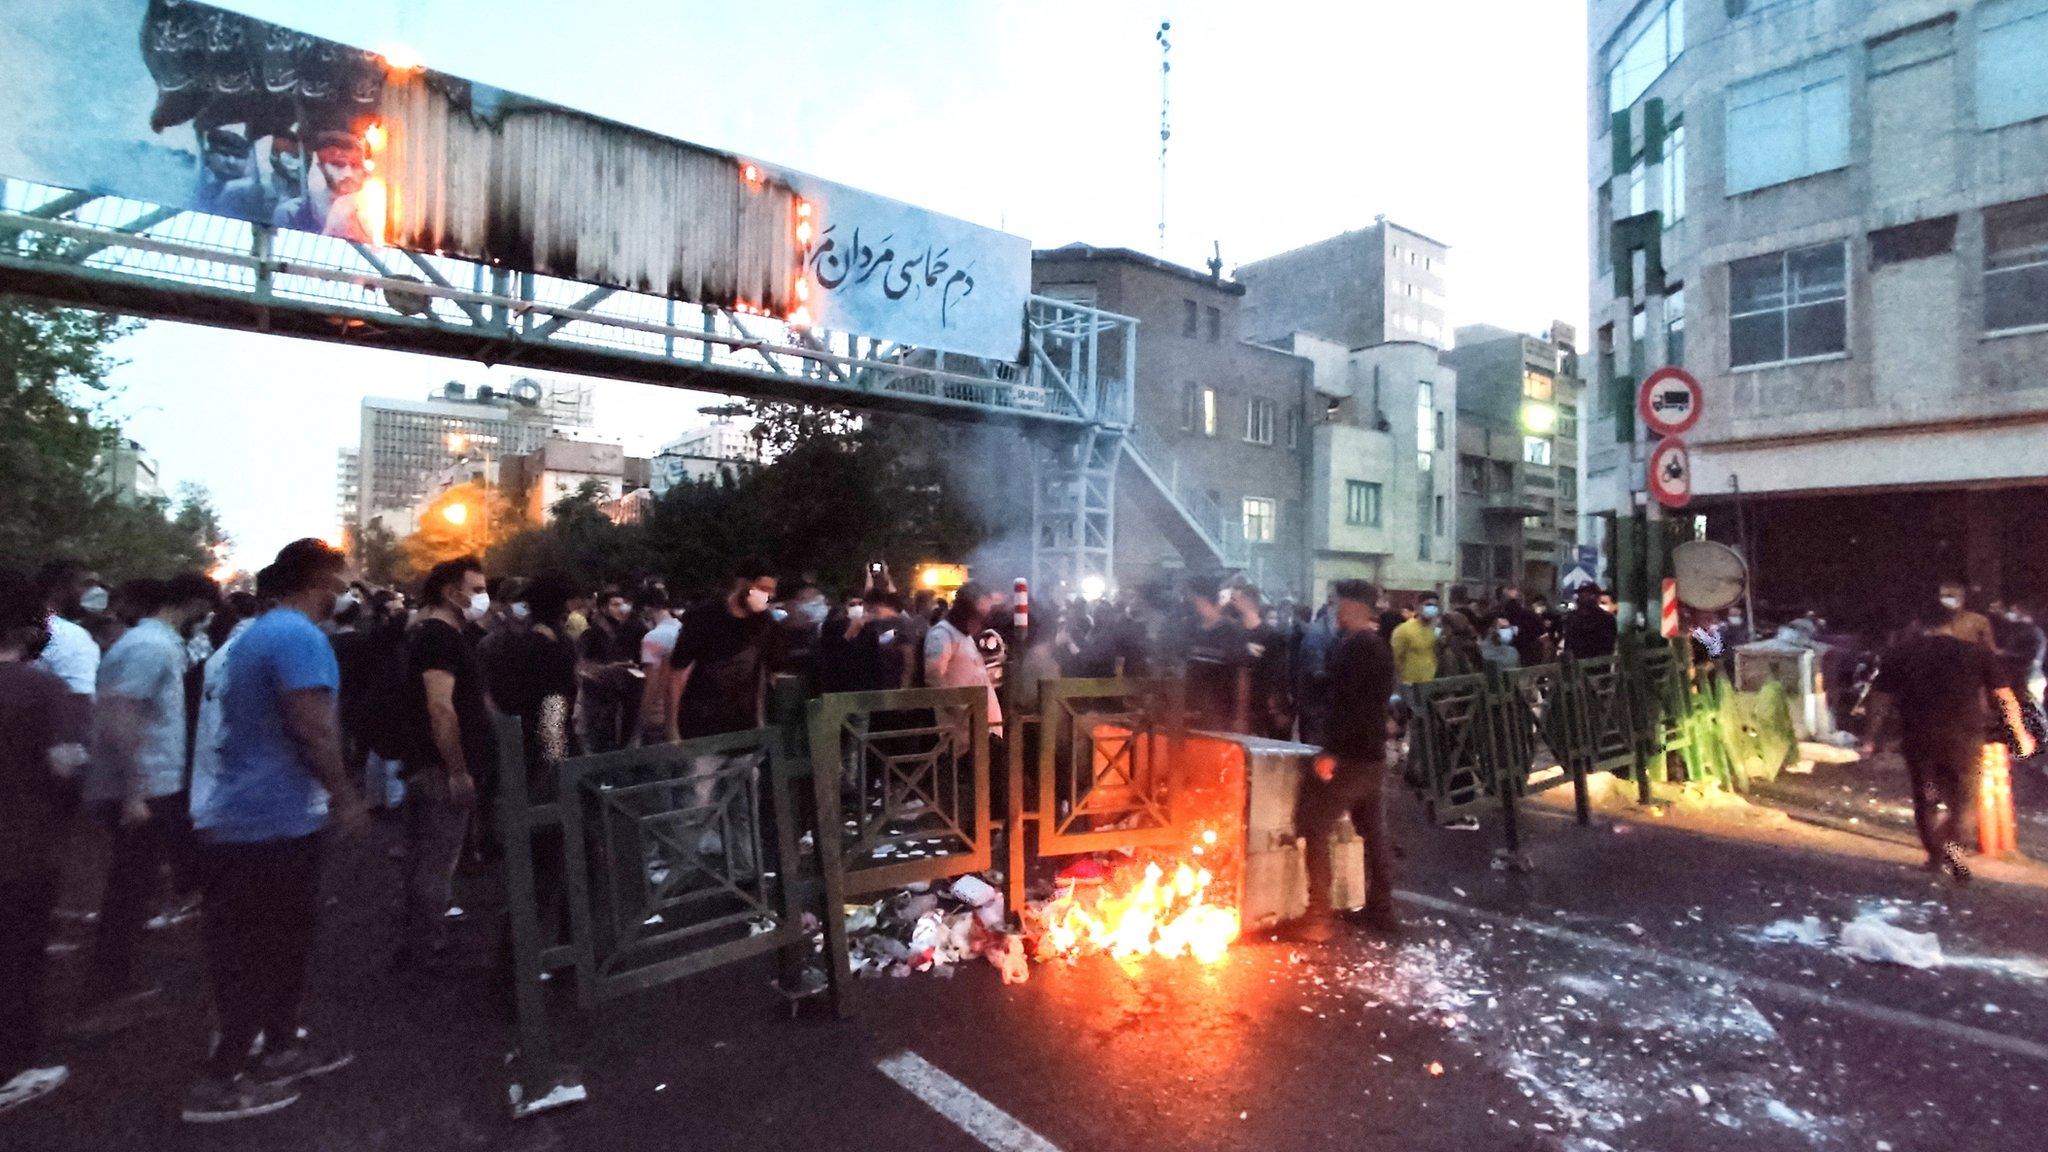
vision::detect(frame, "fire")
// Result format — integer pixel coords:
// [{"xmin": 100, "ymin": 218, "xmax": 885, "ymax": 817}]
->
[{"xmin": 1028, "ymin": 830, "xmax": 1240, "ymax": 966}]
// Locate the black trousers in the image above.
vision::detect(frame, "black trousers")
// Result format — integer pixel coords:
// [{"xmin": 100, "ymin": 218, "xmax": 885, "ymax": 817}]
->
[
  {"xmin": 91, "ymin": 793, "xmax": 185, "ymax": 999},
  {"xmin": 1905, "ymin": 735, "xmax": 1981, "ymax": 862},
  {"xmin": 199, "ymin": 834, "xmax": 323, "ymax": 1077},
  {"xmin": 0, "ymin": 864, "xmax": 59, "ymax": 1080},
  {"xmin": 1296, "ymin": 756, "xmax": 1395, "ymax": 918}
]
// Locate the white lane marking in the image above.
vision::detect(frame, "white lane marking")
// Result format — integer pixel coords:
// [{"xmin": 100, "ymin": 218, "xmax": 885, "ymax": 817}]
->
[
  {"xmin": 1397, "ymin": 889, "xmax": 2048, "ymax": 1065},
  {"xmin": 876, "ymin": 1050, "xmax": 1064, "ymax": 1152}
]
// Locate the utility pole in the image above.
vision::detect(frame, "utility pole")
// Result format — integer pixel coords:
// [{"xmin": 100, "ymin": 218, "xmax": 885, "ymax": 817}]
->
[{"xmin": 1156, "ymin": 20, "xmax": 1172, "ymax": 255}]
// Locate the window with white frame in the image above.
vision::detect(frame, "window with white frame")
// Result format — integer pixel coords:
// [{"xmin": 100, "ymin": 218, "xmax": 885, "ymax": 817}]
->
[
  {"xmin": 1285, "ymin": 407, "xmax": 1302, "ymax": 449},
  {"xmin": 1665, "ymin": 284, "xmax": 1687, "ymax": 366},
  {"xmin": 1242, "ymin": 497, "xmax": 1277, "ymax": 544},
  {"xmin": 1729, "ymin": 242, "xmax": 1847, "ymax": 367},
  {"xmin": 1244, "ymin": 397, "xmax": 1277, "ymax": 445},
  {"xmin": 1725, "ymin": 54, "xmax": 1849, "ymax": 194},
  {"xmin": 1980, "ymin": 0, "xmax": 2048, "ymax": 129},
  {"xmin": 1607, "ymin": 0, "xmax": 1686, "ymax": 114},
  {"xmin": 1523, "ymin": 437, "xmax": 1554, "ymax": 466},
  {"xmin": 1345, "ymin": 480, "xmax": 1383, "ymax": 527},
  {"xmin": 1663, "ymin": 121, "xmax": 1686, "ymax": 225},
  {"xmin": 1986, "ymin": 196, "xmax": 2048, "ymax": 332},
  {"xmin": 1180, "ymin": 385, "xmax": 1218, "ymax": 435},
  {"xmin": 1415, "ymin": 381, "xmax": 1435, "ymax": 472},
  {"xmin": 1628, "ymin": 152, "xmax": 1649, "ymax": 217},
  {"xmin": 1433, "ymin": 494, "xmax": 1446, "ymax": 536}
]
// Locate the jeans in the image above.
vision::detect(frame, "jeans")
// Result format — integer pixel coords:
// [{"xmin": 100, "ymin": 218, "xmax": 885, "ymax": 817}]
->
[
  {"xmin": 402, "ymin": 768, "xmax": 472, "ymax": 956},
  {"xmin": 0, "ymin": 864, "xmax": 59, "ymax": 1079},
  {"xmin": 91, "ymin": 793, "xmax": 184, "ymax": 999},
  {"xmin": 1905, "ymin": 735, "xmax": 1982, "ymax": 862},
  {"xmin": 1297, "ymin": 756, "xmax": 1395, "ymax": 919},
  {"xmin": 199, "ymin": 835, "xmax": 322, "ymax": 1078}
]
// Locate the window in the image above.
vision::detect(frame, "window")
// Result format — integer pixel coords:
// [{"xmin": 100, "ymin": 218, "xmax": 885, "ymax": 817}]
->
[
  {"xmin": 1524, "ymin": 437, "xmax": 1554, "ymax": 466},
  {"xmin": 1492, "ymin": 460, "xmax": 1516, "ymax": 494},
  {"xmin": 1462, "ymin": 544, "xmax": 1490, "ymax": 580},
  {"xmin": 1206, "ymin": 305, "xmax": 1222, "ymax": 342},
  {"xmin": 1523, "ymin": 370, "xmax": 1554, "ymax": 401},
  {"xmin": 1435, "ymin": 409, "xmax": 1447, "ymax": 450},
  {"xmin": 1433, "ymin": 494, "xmax": 1446, "ymax": 536},
  {"xmin": 1415, "ymin": 381, "xmax": 1435, "ymax": 472},
  {"xmin": 1630, "ymin": 307, "xmax": 1647, "ymax": 375},
  {"xmin": 1285, "ymin": 408, "xmax": 1302, "ymax": 449},
  {"xmin": 1870, "ymin": 216, "xmax": 1956, "ymax": 268},
  {"xmin": 1494, "ymin": 546, "xmax": 1516, "ymax": 583},
  {"xmin": 1560, "ymin": 466, "xmax": 1579, "ymax": 502},
  {"xmin": 1986, "ymin": 196, "xmax": 2048, "ymax": 331},
  {"xmin": 1419, "ymin": 533, "xmax": 1433, "ymax": 562},
  {"xmin": 1607, "ymin": 0, "xmax": 1686, "ymax": 114},
  {"xmin": 1180, "ymin": 385, "xmax": 1218, "ymax": 435},
  {"xmin": 1242, "ymin": 497, "xmax": 1277, "ymax": 544},
  {"xmin": 1725, "ymin": 54, "xmax": 1850, "ymax": 194},
  {"xmin": 1459, "ymin": 455, "xmax": 1486, "ymax": 495},
  {"xmin": 1628, "ymin": 151, "xmax": 1649, "ymax": 217},
  {"xmin": 1559, "ymin": 404, "xmax": 1579, "ymax": 441},
  {"xmin": 1595, "ymin": 323, "xmax": 1615, "ymax": 415},
  {"xmin": 1244, "ymin": 397, "xmax": 1277, "ymax": 445},
  {"xmin": 1980, "ymin": 0, "xmax": 2048, "ymax": 129},
  {"xmin": 1729, "ymin": 241, "xmax": 1848, "ymax": 367},
  {"xmin": 1665, "ymin": 285, "xmax": 1686, "ymax": 367},
  {"xmin": 1183, "ymin": 299, "xmax": 1198, "ymax": 338},
  {"xmin": 1663, "ymin": 121, "xmax": 1686, "ymax": 225},
  {"xmin": 1346, "ymin": 480, "xmax": 1383, "ymax": 527}
]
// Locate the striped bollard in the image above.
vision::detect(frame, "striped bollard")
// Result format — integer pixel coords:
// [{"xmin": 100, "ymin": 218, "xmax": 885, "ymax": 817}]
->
[
  {"xmin": 1013, "ymin": 578, "xmax": 1029, "ymax": 644},
  {"xmin": 1660, "ymin": 578, "xmax": 1680, "ymax": 639}
]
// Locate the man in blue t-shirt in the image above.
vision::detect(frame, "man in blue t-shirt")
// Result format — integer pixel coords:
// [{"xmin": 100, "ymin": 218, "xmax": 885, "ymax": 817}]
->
[{"xmin": 183, "ymin": 540, "xmax": 367, "ymax": 1125}]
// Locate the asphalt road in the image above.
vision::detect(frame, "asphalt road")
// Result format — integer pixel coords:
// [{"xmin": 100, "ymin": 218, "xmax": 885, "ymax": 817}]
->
[{"xmin": 10, "ymin": 779, "xmax": 2048, "ymax": 1152}]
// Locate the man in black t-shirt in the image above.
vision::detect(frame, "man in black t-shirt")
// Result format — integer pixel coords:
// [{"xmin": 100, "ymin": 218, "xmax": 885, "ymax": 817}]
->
[
  {"xmin": 1287, "ymin": 579, "xmax": 1399, "ymax": 944},
  {"xmin": 1180, "ymin": 583, "xmax": 1250, "ymax": 732},
  {"xmin": 663, "ymin": 561, "xmax": 778, "ymax": 880},
  {"xmin": 1559, "ymin": 583, "xmax": 1618, "ymax": 660},
  {"xmin": 1229, "ymin": 584, "xmax": 1293, "ymax": 740},
  {"xmin": 398, "ymin": 557, "xmax": 496, "ymax": 969},
  {"xmin": 1865, "ymin": 600, "xmax": 2037, "ymax": 882},
  {"xmin": 578, "ymin": 589, "xmax": 642, "ymax": 753}
]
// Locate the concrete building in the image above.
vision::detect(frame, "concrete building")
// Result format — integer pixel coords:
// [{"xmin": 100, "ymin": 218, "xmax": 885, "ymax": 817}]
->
[
  {"xmin": 500, "ymin": 437, "xmax": 640, "ymax": 524},
  {"xmin": 652, "ymin": 420, "xmax": 762, "ymax": 492},
  {"xmin": 1261, "ymin": 336, "xmax": 1457, "ymax": 602},
  {"xmin": 1587, "ymin": 0, "xmax": 2048, "ymax": 627},
  {"xmin": 1237, "ymin": 219, "xmax": 1452, "ymax": 350},
  {"xmin": 94, "ymin": 437, "xmax": 161, "ymax": 506},
  {"xmin": 1032, "ymin": 244, "xmax": 1313, "ymax": 599},
  {"xmin": 335, "ymin": 448, "xmax": 360, "ymax": 535},
  {"xmin": 1443, "ymin": 324, "xmax": 1585, "ymax": 601},
  {"xmin": 356, "ymin": 378, "xmax": 593, "ymax": 528}
]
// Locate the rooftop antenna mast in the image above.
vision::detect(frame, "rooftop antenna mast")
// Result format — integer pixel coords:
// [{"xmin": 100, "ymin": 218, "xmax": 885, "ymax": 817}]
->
[{"xmin": 1156, "ymin": 19, "xmax": 1172, "ymax": 255}]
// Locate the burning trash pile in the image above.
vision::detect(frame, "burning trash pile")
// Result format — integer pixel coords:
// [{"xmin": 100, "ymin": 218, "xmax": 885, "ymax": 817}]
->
[{"xmin": 842, "ymin": 826, "xmax": 1242, "ymax": 984}]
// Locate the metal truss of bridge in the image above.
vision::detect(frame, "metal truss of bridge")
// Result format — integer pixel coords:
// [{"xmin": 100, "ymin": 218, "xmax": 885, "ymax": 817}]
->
[{"xmin": 0, "ymin": 178, "xmax": 1139, "ymax": 597}]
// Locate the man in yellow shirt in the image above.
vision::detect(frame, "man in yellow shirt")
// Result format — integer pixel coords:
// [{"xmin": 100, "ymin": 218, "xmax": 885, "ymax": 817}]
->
[{"xmin": 1391, "ymin": 593, "xmax": 1442, "ymax": 686}]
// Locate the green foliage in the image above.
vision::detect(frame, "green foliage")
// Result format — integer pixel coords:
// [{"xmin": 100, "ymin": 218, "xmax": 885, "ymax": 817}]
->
[
  {"xmin": 351, "ymin": 518, "xmax": 403, "ymax": 587},
  {"xmin": 0, "ymin": 295, "xmax": 218, "ymax": 577},
  {"xmin": 480, "ymin": 404, "xmax": 989, "ymax": 598}
]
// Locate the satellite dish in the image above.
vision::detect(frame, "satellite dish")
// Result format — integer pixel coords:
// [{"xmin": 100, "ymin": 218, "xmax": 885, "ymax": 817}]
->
[
  {"xmin": 511, "ymin": 378, "xmax": 545, "ymax": 406},
  {"xmin": 1672, "ymin": 540, "xmax": 1748, "ymax": 611}
]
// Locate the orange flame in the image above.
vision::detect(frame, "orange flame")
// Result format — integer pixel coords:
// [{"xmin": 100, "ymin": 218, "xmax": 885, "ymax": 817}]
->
[
  {"xmin": 358, "ymin": 177, "xmax": 389, "ymax": 245},
  {"xmin": 1031, "ymin": 829, "xmax": 1240, "ymax": 965}
]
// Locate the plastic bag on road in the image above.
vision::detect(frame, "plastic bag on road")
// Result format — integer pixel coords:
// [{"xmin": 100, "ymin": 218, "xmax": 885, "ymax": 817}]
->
[{"xmin": 1838, "ymin": 913, "xmax": 1942, "ymax": 969}]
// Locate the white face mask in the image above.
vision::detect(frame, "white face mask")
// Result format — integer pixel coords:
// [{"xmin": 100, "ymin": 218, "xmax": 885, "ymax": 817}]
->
[
  {"xmin": 463, "ymin": 592, "xmax": 491, "ymax": 622},
  {"xmin": 848, "ymin": 605, "xmax": 866, "ymax": 621},
  {"xmin": 510, "ymin": 602, "xmax": 531, "ymax": 622},
  {"xmin": 1497, "ymin": 628, "xmax": 1515, "ymax": 644},
  {"xmin": 746, "ymin": 588, "xmax": 773, "ymax": 613},
  {"xmin": 2006, "ymin": 611, "xmax": 2023, "ymax": 623},
  {"xmin": 1420, "ymin": 604, "xmax": 1440, "ymax": 621},
  {"xmin": 79, "ymin": 585, "xmax": 110, "ymax": 614},
  {"xmin": 1940, "ymin": 596, "xmax": 1962, "ymax": 611},
  {"xmin": 334, "ymin": 591, "xmax": 358, "ymax": 616}
]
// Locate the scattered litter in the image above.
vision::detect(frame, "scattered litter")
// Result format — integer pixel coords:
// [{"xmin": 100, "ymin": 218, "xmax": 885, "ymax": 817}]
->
[
  {"xmin": 1753, "ymin": 916, "xmax": 1828, "ymax": 948},
  {"xmin": 1837, "ymin": 914, "xmax": 1942, "ymax": 970},
  {"xmin": 1442, "ymin": 816, "xmax": 1481, "ymax": 832},
  {"xmin": 654, "ymin": 1083, "xmax": 666, "ymax": 1092},
  {"xmin": 1688, "ymin": 1084, "xmax": 1710, "ymax": 1106},
  {"xmin": 1783, "ymin": 759, "xmax": 1815, "ymax": 775}
]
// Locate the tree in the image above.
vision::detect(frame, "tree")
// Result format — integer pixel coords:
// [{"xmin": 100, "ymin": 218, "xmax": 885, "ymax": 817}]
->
[
  {"xmin": 0, "ymin": 294, "xmax": 222, "ymax": 577},
  {"xmin": 351, "ymin": 518, "xmax": 404, "ymax": 587}
]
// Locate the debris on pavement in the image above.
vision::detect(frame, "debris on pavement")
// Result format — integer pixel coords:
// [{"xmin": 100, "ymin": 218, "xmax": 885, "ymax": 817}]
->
[{"xmin": 1837, "ymin": 914, "xmax": 1942, "ymax": 969}]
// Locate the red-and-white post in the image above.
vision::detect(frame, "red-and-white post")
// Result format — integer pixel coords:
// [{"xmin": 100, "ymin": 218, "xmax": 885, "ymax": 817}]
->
[
  {"xmin": 1013, "ymin": 578, "xmax": 1029, "ymax": 642},
  {"xmin": 1660, "ymin": 578, "xmax": 1680, "ymax": 639}
]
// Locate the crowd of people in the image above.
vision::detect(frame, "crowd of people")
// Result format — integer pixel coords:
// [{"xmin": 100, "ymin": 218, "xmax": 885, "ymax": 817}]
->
[{"xmin": 10, "ymin": 529, "xmax": 2041, "ymax": 1123}]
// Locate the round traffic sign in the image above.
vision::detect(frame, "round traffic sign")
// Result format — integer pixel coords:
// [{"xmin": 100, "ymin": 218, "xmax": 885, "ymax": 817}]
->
[
  {"xmin": 1648, "ymin": 436, "xmax": 1692, "ymax": 509},
  {"xmin": 1638, "ymin": 366, "xmax": 1702, "ymax": 437}
]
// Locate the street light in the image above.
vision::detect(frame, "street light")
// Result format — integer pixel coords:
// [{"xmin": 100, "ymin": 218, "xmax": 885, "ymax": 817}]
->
[{"xmin": 443, "ymin": 502, "xmax": 469, "ymax": 526}]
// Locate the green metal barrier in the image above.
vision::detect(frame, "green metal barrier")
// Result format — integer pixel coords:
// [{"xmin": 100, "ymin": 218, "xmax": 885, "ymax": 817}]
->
[
  {"xmin": 809, "ymin": 685, "xmax": 992, "ymax": 1008},
  {"xmin": 1403, "ymin": 637, "xmax": 1725, "ymax": 853}
]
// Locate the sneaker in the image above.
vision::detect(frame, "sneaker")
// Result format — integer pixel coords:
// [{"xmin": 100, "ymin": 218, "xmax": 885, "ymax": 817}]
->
[
  {"xmin": 147, "ymin": 897, "xmax": 202, "ymax": 931},
  {"xmin": 253, "ymin": 1040, "xmax": 354, "ymax": 1087},
  {"xmin": 1943, "ymin": 842, "xmax": 1973, "ymax": 886},
  {"xmin": 181, "ymin": 1075, "xmax": 299, "ymax": 1123},
  {"xmin": 0, "ymin": 1066, "xmax": 68, "ymax": 1116}
]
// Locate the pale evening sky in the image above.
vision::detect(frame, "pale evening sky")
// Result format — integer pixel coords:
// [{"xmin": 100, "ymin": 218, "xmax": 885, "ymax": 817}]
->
[{"xmin": 94, "ymin": 0, "xmax": 1590, "ymax": 566}]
